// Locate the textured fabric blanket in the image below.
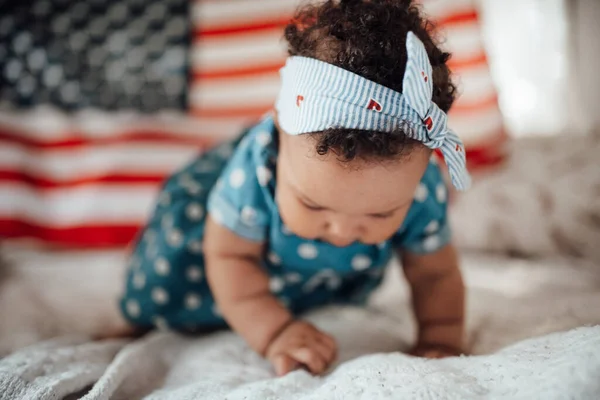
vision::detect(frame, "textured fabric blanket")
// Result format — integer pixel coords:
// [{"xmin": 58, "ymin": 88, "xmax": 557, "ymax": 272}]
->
[{"xmin": 1, "ymin": 251, "xmax": 599, "ymax": 399}]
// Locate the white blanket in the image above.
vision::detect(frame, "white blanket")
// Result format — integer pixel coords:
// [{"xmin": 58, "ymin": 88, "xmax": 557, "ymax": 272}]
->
[{"xmin": 1, "ymin": 250, "xmax": 599, "ymax": 399}]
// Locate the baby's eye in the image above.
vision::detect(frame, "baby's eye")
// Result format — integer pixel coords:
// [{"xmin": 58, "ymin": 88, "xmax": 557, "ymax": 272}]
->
[
  {"xmin": 369, "ymin": 212, "xmax": 394, "ymax": 219},
  {"xmin": 303, "ymin": 202, "xmax": 325, "ymax": 212}
]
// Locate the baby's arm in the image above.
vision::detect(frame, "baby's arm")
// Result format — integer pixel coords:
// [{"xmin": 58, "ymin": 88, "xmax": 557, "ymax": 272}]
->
[
  {"xmin": 203, "ymin": 216, "xmax": 336, "ymax": 375},
  {"xmin": 203, "ymin": 216, "xmax": 291, "ymax": 353},
  {"xmin": 400, "ymin": 243, "xmax": 465, "ymax": 357}
]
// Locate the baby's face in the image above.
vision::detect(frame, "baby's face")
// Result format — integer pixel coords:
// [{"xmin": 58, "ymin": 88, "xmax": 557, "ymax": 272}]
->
[{"xmin": 276, "ymin": 131, "xmax": 431, "ymax": 247}]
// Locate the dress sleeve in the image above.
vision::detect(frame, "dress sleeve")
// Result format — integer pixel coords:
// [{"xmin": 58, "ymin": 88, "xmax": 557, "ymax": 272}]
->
[
  {"xmin": 392, "ymin": 162, "xmax": 452, "ymax": 254},
  {"xmin": 206, "ymin": 133, "xmax": 273, "ymax": 242}
]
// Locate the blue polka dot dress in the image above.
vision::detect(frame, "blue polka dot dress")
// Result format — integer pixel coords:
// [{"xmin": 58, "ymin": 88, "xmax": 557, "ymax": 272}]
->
[{"xmin": 120, "ymin": 116, "xmax": 452, "ymax": 331}]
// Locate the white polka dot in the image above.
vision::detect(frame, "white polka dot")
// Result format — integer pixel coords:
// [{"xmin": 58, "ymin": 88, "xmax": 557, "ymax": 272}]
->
[
  {"xmin": 241, "ymin": 206, "xmax": 257, "ymax": 225},
  {"xmin": 285, "ymin": 272, "xmax": 302, "ymax": 284},
  {"xmin": 178, "ymin": 173, "xmax": 194, "ymax": 186},
  {"xmin": 436, "ymin": 184, "xmax": 447, "ymax": 203},
  {"xmin": 229, "ymin": 169, "xmax": 246, "ymax": 188},
  {"xmin": 166, "ymin": 228, "xmax": 184, "ymax": 247},
  {"xmin": 414, "ymin": 183, "xmax": 428, "ymax": 202},
  {"xmin": 377, "ymin": 242, "xmax": 387, "ymax": 250},
  {"xmin": 281, "ymin": 225, "xmax": 292, "ymax": 235},
  {"xmin": 423, "ymin": 235, "xmax": 441, "ymax": 252},
  {"xmin": 161, "ymin": 213, "xmax": 174, "ymax": 229},
  {"xmin": 145, "ymin": 244, "xmax": 159, "ymax": 259},
  {"xmin": 186, "ymin": 265, "xmax": 203, "ymax": 282},
  {"xmin": 186, "ymin": 202, "xmax": 204, "ymax": 221},
  {"xmin": 195, "ymin": 161, "xmax": 216, "ymax": 173},
  {"xmin": 185, "ymin": 182, "xmax": 202, "ymax": 196},
  {"xmin": 151, "ymin": 287, "xmax": 169, "ymax": 305},
  {"xmin": 267, "ymin": 252, "xmax": 281, "ymax": 265},
  {"xmin": 351, "ymin": 255, "xmax": 372, "ymax": 271},
  {"xmin": 158, "ymin": 192, "xmax": 170, "ymax": 206},
  {"xmin": 256, "ymin": 165, "xmax": 272, "ymax": 187},
  {"xmin": 298, "ymin": 243, "xmax": 318, "ymax": 260},
  {"xmin": 256, "ymin": 131, "xmax": 272, "ymax": 146},
  {"xmin": 144, "ymin": 229, "xmax": 157, "ymax": 243},
  {"xmin": 326, "ymin": 274, "xmax": 342, "ymax": 290},
  {"xmin": 185, "ymin": 293, "xmax": 202, "ymax": 310},
  {"xmin": 154, "ymin": 258, "xmax": 170, "ymax": 276},
  {"xmin": 269, "ymin": 276, "xmax": 285, "ymax": 293},
  {"xmin": 153, "ymin": 316, "xmax": 169, "ymax": 330},
  {"xmin": 212, "ymin": 303, "xmax": 222, "ymax": 317},
  {"xmin": 125, "ymin": 299, "xmax": 140, "ymax": 318},
  {"xmin": 187, "ymin": 239, "xmax": 203, "ymax": 254},
  {"xmin": 130, "ymin": 255, "xmax": 141, "ymax": 269},
  {"xmin": 424, "ymin": 220, "xmax": 440, "ymax": 234},
  {"xmin": 210, "ymin": 209, "xmax": 224, "ymax": 224},
  {"xmin": 216, "ymin": 143, "xmax": 233, "ymax": 158},
  {"xmin": 132, "ymin": 271, "xmax": 146, "ymax": 289}
]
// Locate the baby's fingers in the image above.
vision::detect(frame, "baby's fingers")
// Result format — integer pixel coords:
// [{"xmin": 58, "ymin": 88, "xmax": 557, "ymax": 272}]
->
[
  {"xmin": 289, "ymin": 347, "xmax": 327, "ymax": 375},
  {"xmin": 312, "ymin": 337, "xmax": 337, "ymax": 365},
  {"xmin": 271, "ymin": 354, "xmax": 300, "ymax": 376}
]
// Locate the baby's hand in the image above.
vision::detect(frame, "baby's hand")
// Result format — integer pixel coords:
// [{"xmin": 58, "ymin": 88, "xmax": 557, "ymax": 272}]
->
[
  {"xmin": 265, "ymin": 320, "xmax": 337, "ymax": 376},
  {"xmin": 410, "ymin": 343, "xmax": 463, "ymax": 359}
]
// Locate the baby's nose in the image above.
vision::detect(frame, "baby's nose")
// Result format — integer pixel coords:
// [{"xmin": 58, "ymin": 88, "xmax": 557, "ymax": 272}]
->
[{"xmin": 326, "ymin": 216, "xmax": 359, "ymax": 244}]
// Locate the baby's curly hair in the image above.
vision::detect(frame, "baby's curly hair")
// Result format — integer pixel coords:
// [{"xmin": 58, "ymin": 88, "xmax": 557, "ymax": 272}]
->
[{"xmin": 283, "ymin": 0, "xmax": 456, "ymax": 162}]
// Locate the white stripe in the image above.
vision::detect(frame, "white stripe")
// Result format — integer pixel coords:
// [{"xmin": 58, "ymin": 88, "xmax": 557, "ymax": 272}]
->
[
  {"xmin": 453, "ymin": 64, "xmax": 497, "ymax": 103},
  {"xmin": 421, "ymin": 0, "xmax": 476, "ymax": 20},
  {"xmin": 0, "ymin": 141, "xmax": 198, "ymax": 180},
  {"xmin": 192, "ymin": 30, "xmax": 287, "ymax": 72},
  {"xmin": 448, "ymin": 107, "xmax": 504, "ymax": 144},
  {"xmin": 191, "ymin": 74, "xmax": 280, "ymax": 109},
  {"xmin": 442, "ymin": 23, "xmax": 484, "ymax": 61},
  {"xmin": 0, "ymin": 183, "xmax": 157, "ymax": 226},
  {"xmin": 0, "ymin": 107, "xmax": 249, "ymax": 141},
  {"xmin": 193, "ymin": 0, "xmax": 299, "ymax": 29}
]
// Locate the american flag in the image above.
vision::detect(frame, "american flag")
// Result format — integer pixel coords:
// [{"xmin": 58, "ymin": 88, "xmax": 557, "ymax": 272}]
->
[{"xmin": 0, "ymin": 0, "xmax": 505, "ymax": 247}]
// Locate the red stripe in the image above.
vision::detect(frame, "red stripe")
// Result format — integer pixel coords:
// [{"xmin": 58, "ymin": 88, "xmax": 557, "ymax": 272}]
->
[
  {"xmin": 448, "ymin": 51, "xmax": 488, "ymax": 71},
  {"xmin": 0, "ymin": 170, "xmax": 167, "ymax": 189},
  {"xmin": 197, "ymin": 16, "xmax": 291, "ymax": 37},
  {"xmin": 435, "ymin": 10, "xmax": 479, "ymax": 26},
  {"xmin": 0, "ymin": 219, "xmax": 141, "ymax": 247},
  {"xmin": 192, "ymin": 105, "xmax": 272, "ymax": 119},
  {"xmin": 0, "ymin": 129, "xmax": 218, "ymax": 150},
  {"xmin": 464, "ymin": 130, "xmax": 508, "ymax": 168},
  {"xmin": 194, "ymin": 62, "xmax": 284, "ymax": 80}
]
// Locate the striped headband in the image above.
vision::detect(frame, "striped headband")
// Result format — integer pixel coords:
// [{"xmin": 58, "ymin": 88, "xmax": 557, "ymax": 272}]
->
[{"xmin": 275, "ymin": 31, "xmax": 471, "ymax": 191}]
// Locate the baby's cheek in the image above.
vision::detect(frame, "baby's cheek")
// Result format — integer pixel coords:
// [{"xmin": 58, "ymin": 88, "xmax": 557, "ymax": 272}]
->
[
  {"xmin": 364, "ymin": 214, "xmax": 408, "ymax": 244},
  {"xmin": 277, "ymin": 195, "xmax": 322, "ymax": 239}
]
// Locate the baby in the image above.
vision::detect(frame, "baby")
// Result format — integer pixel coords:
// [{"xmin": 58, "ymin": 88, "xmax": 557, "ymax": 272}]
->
[{"xmin": 120, "ymin": 0, "xmax": 470, "ymax": 376}]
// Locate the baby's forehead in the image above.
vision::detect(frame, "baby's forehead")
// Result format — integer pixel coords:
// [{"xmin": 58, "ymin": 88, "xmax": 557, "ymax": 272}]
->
[{"xmin": 279, "ymin": 133, "xmax": 429, "ymax": 211}]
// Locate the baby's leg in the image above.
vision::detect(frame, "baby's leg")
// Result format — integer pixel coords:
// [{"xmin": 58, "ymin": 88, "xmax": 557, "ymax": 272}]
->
[{"xmin": 120, "ymin": 152, "xmax": 229, "ymax": 332}]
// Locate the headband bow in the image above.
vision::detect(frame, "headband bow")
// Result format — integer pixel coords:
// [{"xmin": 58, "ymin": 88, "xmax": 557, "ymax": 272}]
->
[{"xmin": 275, "ymin": 31, "xmax": 471, "ymax": 191}]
